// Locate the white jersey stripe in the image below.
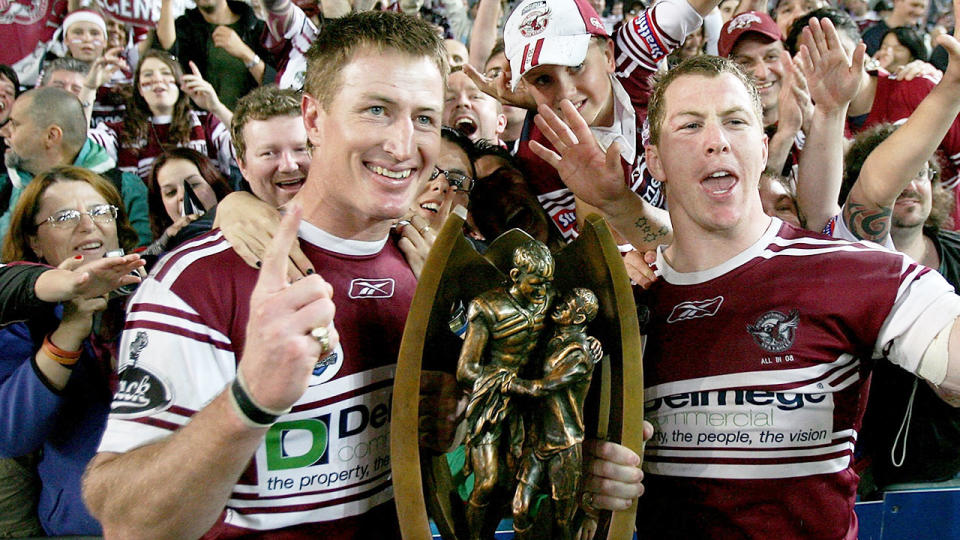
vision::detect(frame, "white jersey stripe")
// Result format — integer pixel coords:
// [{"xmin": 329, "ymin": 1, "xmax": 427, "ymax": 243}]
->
[
  {"xmin": 646, "ymin": 454, "xmax": 852, "ymax": 480},
  {"xmin": 646, "ymin": 354, "xmax": 858, "ymax": 399}
]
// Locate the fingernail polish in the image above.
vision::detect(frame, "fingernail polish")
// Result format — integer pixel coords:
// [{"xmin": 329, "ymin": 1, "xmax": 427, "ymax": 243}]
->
[
  {"xmin": 306, "ymin": 268, "xmax": 315, "ymax": 275},
  {"xmin": 255, "ymin": 260, "xmax": 262, "ymax": 268}
]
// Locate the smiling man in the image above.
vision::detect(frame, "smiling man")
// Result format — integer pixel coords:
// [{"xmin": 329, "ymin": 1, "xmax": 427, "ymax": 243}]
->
[
  {"xmin": 231, "ymin": 86, "xmax": 311, "ymax": 207},
  {"xmin": 496, "ymin": 0, "xmax": 714, "ymax": 246},
  {"xmin": 83, "ymin": 12, "xmax": 451, "ymax": 539},
  {"xmin": 719, "ymin": 11, "xmax": 805, "ymax": 178}
]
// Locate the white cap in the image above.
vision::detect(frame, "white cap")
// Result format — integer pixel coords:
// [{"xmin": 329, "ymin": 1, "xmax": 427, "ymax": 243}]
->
[{"xmin": 503, "ymin": 0, "xmax": 609, "ymax": 90}]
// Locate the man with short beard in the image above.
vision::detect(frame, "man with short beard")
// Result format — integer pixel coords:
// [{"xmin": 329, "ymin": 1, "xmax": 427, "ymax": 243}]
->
[{"xmin": 156, "ymin": 0, "xmax": 276, "ymax": 108}]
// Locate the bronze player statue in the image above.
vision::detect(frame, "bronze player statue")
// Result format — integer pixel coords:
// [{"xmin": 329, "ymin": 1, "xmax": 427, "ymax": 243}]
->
[
  {"xmin": 506, "ymin": 288, "xmax": 601, "ymax": 540},
  {"xmin": 455, "ymin": 240, "xmax": 556, "ymax": 539}
]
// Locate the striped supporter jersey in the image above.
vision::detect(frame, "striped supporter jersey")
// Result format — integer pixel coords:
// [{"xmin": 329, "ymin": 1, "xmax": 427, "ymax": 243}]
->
[
  {"xmin": 98, "ymin": 221, "xmax": 415, "ymax": 538},
  {"xmin": 635, "ymin": 218, "xmax": 960, "ymax": 539},
  {"xmin": 516, "ymin": 0, "xmax": 701, "ymax": 241}
]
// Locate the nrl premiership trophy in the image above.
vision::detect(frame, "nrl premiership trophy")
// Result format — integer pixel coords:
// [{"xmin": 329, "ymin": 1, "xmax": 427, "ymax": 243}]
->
[{"xmin": 392, "ymin": 208, "xmax": 643, "ymax": 540}]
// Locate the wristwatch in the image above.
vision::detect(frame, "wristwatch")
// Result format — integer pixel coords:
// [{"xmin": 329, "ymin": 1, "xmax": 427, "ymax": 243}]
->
[{"xmin": 245, "ymin": 55, "xmax": 262, "ymax": 69}]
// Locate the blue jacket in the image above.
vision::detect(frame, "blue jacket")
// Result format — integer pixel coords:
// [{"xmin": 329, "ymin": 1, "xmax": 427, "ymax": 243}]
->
[{"xmin": 0, "ymin": 310, "xmax": 111, "ymax": 535}]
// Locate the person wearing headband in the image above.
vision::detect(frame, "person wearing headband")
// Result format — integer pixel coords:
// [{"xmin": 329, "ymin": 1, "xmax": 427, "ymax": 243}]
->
[{"xmin": 61, "ymin": 10, "xmax": 107, "ymax": 64}]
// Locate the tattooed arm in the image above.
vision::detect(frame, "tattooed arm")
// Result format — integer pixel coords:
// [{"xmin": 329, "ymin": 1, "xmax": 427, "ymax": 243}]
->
[{"xmin": 844, "ymin": 22, "xmax": 960, "ymax": 242}]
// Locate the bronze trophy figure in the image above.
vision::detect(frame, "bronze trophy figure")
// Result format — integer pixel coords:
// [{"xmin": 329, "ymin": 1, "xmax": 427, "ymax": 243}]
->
[
  {"xmin": 392, "ymin": 207, "xmax": 644, "ymax": 540},
  {"xmin": 507, "ymin": 287, "xmax": 601, "ymax": 540},
  {"xmin": 455, "ymin": 241, "xmax": 556, "ymax": 539}
]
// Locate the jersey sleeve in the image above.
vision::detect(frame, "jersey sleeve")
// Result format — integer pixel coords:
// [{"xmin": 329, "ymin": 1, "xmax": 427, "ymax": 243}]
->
[
  {"xmin": 201, "ymin": 113, "xmax": 236, "ymax": 178},
  {"xmin": 97, "ymin": 276, "xmax": 238, "ymax": 454},
  {"xmin": 875, "ymin": 255, "xmax": 960, "ymax": 374},
  {"xmin": 87, "ymin": 122, "xmax": 120, "ymax": 162},
  {"xmin": 614, "ymin": 0, "xmax": 702, "ymax": 86}
]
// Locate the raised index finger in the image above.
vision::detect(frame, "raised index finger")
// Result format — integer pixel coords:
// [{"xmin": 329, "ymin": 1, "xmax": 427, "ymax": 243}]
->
[
  {"xmin": 188, "ymin": 60, "xmax": 202, "ymax": 77},
  {"xmin": 255, "ymin": 204, "xmax": 303, "ymax": 293}
]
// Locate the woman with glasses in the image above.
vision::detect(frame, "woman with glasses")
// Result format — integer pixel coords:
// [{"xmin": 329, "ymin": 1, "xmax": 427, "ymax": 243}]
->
[
  {"xmin": 0, "ymin": 166, "xmax": 139, "ymax": 535},
  {"xmin": 412, "ymin": 127, "xmax": 477, "ymax": 231}
]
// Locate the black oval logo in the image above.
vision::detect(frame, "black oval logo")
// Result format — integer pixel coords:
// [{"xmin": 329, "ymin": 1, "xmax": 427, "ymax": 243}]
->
[{"xmin": 111, "ymin": 365, "xmax": 173, "ymax": 417}]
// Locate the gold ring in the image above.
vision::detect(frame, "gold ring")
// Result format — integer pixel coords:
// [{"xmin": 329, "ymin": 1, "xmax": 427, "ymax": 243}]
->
[{"xmin": 310, "ymin": 326, "xmax": 330, "ymax": 352}]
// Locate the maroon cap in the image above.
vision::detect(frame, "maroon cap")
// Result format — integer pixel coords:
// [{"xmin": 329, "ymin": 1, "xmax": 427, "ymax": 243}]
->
[{"xmin": 718, "ymin": 11, "xmax": 783, "ymax": 58}]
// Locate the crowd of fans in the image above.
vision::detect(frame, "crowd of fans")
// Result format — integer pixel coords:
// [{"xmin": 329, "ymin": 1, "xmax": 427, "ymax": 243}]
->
[{"xmin": 1, "ymin": 0, "xmax": 959, "ymax": 535}]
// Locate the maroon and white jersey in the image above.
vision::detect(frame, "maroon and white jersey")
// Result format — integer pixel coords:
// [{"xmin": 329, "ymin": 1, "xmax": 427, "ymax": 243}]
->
[
  {"xmin": 847, "ymin": 70, "xmax": 960, "ymax": 228},
  {"xmin": 263, "ymin": 3, "xmax": 318, "ymax": 90},
  {"xmin": 636, "ymin": 218, "xmax": 960, "ymax": 538},
  {"xmin": 88, "ymin": 110, "xmax": 234, "ymax": 183},
  {"xmin": 98, "ymin": 221, "xmax": 415, "ymax": 538},
  {"xmin": 516, "ymin": 0, "xmax": 701, "ymax": 241}
]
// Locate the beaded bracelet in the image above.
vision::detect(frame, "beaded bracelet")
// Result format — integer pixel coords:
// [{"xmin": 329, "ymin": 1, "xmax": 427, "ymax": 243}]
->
[{"xmin": 42, "ymin": 334, "xmax": 81, "ymax": 367}]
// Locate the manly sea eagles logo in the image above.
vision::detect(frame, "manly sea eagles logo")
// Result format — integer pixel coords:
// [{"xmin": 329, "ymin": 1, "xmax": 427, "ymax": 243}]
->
[
  {"xmin": 727, "ymin": 12, "xmax": 762, "ymax": 34},
  {"xmin": 111, "ymin": 331, "xmax": 174, "ymax": 417},
  {"xmin": 747, "ymin": 309, "xmax": 800, "ymax": 353},
  {"xmin": 518, "ymin": 1, "xmax": 550, "ymax": 38}
]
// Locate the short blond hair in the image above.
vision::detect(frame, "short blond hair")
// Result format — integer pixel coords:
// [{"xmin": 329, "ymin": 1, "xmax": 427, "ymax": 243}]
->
[
  {"xmin": 304, "ymin": 11, "xmax": 448, "ymax": 109},
  {"xmin": 647, "ymin": 55, "xmax": 763, "ymax": 146}
]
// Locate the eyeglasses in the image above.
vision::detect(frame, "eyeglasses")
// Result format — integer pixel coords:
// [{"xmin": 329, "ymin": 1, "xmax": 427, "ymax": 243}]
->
[
  {"xmin": 914, "ymin": 166, "xmax": 938, "ymax": 182},
  {"xmin": 37, "ymin": 204, "xmax": 118, "ymax": 229},
  {"xmin": 431, "ymin": 167, "xmax": 474, "ymax": 194}
]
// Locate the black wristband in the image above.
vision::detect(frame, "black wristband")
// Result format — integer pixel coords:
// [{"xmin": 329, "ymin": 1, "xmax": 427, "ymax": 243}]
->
[{"xmin": 230, "ymin": 377, "xmax": 280, "ymax": 427}]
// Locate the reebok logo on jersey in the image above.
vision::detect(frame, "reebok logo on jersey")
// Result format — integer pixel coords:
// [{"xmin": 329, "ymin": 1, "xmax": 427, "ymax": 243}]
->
[
  {"xmin": 667, "ymin": 296, "xmax": 724, "ymax": 323},
  {"xmin": 747, "ymin": 309, "xmax": 800, "ymax": 353},
  {"xmin": 349, "ymin": 278, "xmax": 395, "ymax": 299}
]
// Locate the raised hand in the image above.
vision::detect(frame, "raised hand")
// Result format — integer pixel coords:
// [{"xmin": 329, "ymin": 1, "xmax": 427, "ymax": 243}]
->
[
  {"xmin": 935, "ymin": 0, "xmax": 960, "ymax": 90},
  {"xmin": 34, "ymin": 253, "xmax": 145, "ymax": 303},
  {"xmin": 181, "ymin": 61, "xmax": 232, "ymax": 123},
  {"xmin": 84, "ymin": 47, "xmax": 130, "ymax": 91},
  {"xmin": 794, "ymin": 17, "xmax": 866, "ymax": 113},
  {"xmin": 530, "ymin": 100, "xmax": 630, "ymax": 212},
  {"xmin": 237, "ymin": 204, "xmax": 339, "ymax": 412},
  {"xmin": 776, "ymin": 51, "xmax": 812, "ymax": 135},
  {"xmin": 463, "ymin": 63, "xmax": 537, "ymax": 111},
  {"xmin": 212, "ymin": 25, "xmax": 253, "ymax": 60}
]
